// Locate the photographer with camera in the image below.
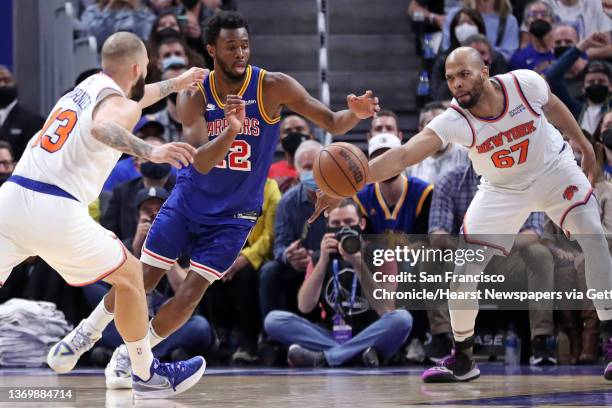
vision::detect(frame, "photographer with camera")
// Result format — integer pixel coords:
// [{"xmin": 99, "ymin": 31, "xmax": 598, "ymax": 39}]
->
[{"xmin": 264, "ymin": 199, "xmax": 413, "ymax": 368}]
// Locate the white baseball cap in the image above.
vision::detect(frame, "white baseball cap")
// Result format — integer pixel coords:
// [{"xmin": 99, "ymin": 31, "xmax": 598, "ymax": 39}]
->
[{"xmin": 368, "ymin": 133, "xmax": 401, "ymax": 156}]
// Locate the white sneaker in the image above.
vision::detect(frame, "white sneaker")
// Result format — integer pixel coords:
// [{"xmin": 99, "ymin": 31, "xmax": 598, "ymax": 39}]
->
[
  {"xmin": 47, "ymin": 320, "xmax": 100, "ymax": 373},
  {"xmin": 105, "ymin": 345, "xmax": 133, "ymax": 389}
]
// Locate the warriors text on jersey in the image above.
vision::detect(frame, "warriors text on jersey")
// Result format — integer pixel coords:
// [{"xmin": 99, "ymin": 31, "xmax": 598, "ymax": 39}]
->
[{"xmin": 166, "ymin": 65, "xmax": 281, "ymax": 224}]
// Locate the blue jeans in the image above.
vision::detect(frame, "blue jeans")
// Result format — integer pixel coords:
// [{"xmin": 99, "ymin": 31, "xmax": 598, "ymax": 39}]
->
[
  {"xmin": 82, "ymin": 282, "xmax": 213, "ymax": 359},
  {"xmin": 258, "ymin": 260, "xmax": 305, "ymax": 321},
  {"xmin": 264, "ymin": 309, "xmax": 413, "ymax": 366}
]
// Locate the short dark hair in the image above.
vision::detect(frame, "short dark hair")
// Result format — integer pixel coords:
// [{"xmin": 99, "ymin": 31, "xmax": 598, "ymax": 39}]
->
[
  {"xmin": 586, "ymin": 60, "xmax": 612, "ymax": 81},
  {"xmin": 376, "ymin": 109, "xmax": 399, "ymax": 123},
  {"xmin": 334, "ymin": 198, "xmax": 363, "ymax": 219},
  {"xmin": 0, "ymin": 141, "xmax": 14, "ymax": 159},
  {"xmin": 204, "ymin": 11, "xmax": 249, "ymax": 45}
]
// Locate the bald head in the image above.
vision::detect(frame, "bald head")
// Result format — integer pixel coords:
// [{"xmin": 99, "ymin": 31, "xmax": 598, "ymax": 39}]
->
[
  {"xmin": 100, "ymin": 32, "xmax": 149, "ymax": 101},
  {"xmin": 101, "ymin": 32, "xmax": 147, "ymax": 71},
  {"xmin": 446, "ymin": 47, "xmax": 485, "ymax": 70},
  {"xmin": 444, "ymin": 47, "xmax": 488, "ymax": 109}
]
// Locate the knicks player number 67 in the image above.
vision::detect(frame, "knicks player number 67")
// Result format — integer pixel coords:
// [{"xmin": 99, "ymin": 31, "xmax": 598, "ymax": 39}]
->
[
  {"xmin": 32, "ymin": 108, "xmax": 78, "ymax": 153},
  {"xmin": 491, "ymin": 139, "xmax": 530, "ymax": 168}
]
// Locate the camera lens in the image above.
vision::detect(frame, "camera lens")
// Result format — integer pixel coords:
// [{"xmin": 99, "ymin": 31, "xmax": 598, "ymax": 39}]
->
[{"xmin": 340, "ymin": 235, "xmax": 361, "ymax": 254}]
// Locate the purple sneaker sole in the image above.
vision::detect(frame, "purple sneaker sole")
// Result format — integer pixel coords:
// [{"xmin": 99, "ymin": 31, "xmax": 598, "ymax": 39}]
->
[
  {"xmin": 422, "ymin": 365, "xmax": 481, "ymax": 383},
  {"xmin": 605, "ymin": 362, "xmax": 612, "ymax": 381}
]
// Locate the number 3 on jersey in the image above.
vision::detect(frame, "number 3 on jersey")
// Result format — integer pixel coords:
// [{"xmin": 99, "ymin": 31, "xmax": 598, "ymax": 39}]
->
[
  {"xmin": 216, "ymin": 140, "xmax": 252, "ymax": 171},
  {"xmin": 32, "ymin": 108, "xmax": 78, "ymax": 153}
]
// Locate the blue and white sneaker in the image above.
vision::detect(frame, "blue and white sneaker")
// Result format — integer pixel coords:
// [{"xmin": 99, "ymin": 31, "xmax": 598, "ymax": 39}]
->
[
  {"xmin": 47, "ymin": 320, "xmax": 100, "ymax": 373},
  {"xmin": 133, "ymin": 356, "xmax": 206, "ymax": 399}
]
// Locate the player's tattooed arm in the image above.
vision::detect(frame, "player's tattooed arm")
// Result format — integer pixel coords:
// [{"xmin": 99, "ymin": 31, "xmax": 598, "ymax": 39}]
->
[
  {"xmin": 138, "ymin": 67, "xmax": 208, "ymax": 109},
  {"xmin": 92, "ymin": 121, "xmax": 154, "ymax": 158},
  {"xmin": 92, "ymin": 95, "xmax": 196, "ymax": 169}
]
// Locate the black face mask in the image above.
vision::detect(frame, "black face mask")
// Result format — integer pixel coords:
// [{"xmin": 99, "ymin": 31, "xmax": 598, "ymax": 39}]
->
[
  {"xmin": 157, "ymin": 27, "xmax": 182, "ymax": 40},
  {"xmin": 130, "ymin": 74, "xmax": 146, "ymax": 102},
  {"xmin": 554, "ymin": 46, "xmax": 572, "ymax": 59},
  {"xmin": 0, "ymin": 86, "xmax": 17, "ymax": 108},
  {"xmin": 181, "ymin": 0, "xmax": 199, "ymax": 10},
  {"xmin": 281, "ymin": 132, "xmax": 309, "ymax": 156},
  {"xmin": 0, "ymin": 173, "xmax": 10, "ymax": 186},
  {"xmin": 529, "ymin": 19, "xmax": 552, "ymax": 39},
  {"xmin": 585, "ymin": 84, "xmax": 609, "ymax": 104},
  {"xmin": 140, "ymin": 162, "xmax": 172, "ymax": 180},
  {"xmin": 602, "ymin": 128, "xmax": 612, "ymax": 150},
  {"xmin": 168, "ymin": 92, "xmax": 178, "ymax": 105}
]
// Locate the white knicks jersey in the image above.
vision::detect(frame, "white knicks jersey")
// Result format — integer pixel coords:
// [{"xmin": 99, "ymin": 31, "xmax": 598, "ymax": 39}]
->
[
  {"xmin": 13, "ymin": 73, "xmax": 125, "ymax": 204},
  {"xmin": 426, "ymin": 69, "xmax": 565, "ymax": 190}
]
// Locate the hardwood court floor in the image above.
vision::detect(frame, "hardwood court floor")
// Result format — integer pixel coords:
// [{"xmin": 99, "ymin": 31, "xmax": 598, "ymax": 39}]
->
[{"xmin": 0, "ymin": 365, "xmax": 610, "ymax": 407}]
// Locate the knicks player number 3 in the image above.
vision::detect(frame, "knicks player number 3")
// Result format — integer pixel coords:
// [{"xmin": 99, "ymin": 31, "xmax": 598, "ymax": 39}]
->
[
  {"xmin": 491, "ymin": 139, "xmax": 530, "ymax": 169},
  {"xmin": 32, "ymin": 108, "xmax": 78, "ymax": 153}
]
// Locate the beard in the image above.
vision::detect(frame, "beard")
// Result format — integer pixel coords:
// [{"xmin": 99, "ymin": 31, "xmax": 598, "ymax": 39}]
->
[
  {"xmin": 216, "ymin": 58, "xmax": 248, "ymax": 82},
  {"xmin": 129, "ymin": 74, "xmax": 146, "ymax": 102},
  {"xmin": 455, "ymin": 75, "xmax": 484, "ymax": 109}
]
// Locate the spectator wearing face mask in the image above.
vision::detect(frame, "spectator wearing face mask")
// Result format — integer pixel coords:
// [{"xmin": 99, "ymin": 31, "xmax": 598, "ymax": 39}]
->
[
  {"xmin": 509, "ymin": 0, "xmax": 556, "ymax": 73},
  {"xmin": 544, "ymin": 0, "xmax": 612, "ymax": 59},
  {"xmin": 259, "ymin": 140, "xmax": 327, "ymax": 324},
  {"xmin": 431, "ymin": 8, "xmax": 487, "ymax": 101},
  {"xmin": 152, "ymin": 56, "xmax": 189, "ymax": 142},
  {"xmin": 101, "ymin": 131, "xmax": 176, "ymax": 242},
  {"xmin": 596, "ymin": 110, "xmax": 612, "ymax": 181},
  {"xmin": 441, "ymin": 0, "xmax": 519, "ymax": 62},
  {"xmin": 268, "ymin": 115, "xmax": 314, "ymax": 193},
  {"xmin": 545, "ymin": 32, "xmax": 612, "ymax": 134},
  {"xmin": 102, "ymin": 115, "xmax": 171, "ymax": 192},
  {"xmin": 0, "ymin": 141, "xmax": 15, "ymax": 187},
  {"xmin": 0, "ymin": 66, "xmax": 45, "ymax": 161},
  {"xmin": 549, "ymin": 24, "xmax": 590, "ymax": 99}
]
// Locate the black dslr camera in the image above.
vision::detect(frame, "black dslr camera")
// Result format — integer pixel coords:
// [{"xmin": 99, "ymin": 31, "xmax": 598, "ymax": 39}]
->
[{"xmin": 335, "ymin": 226, "xmax": 361, "ymax": 255}]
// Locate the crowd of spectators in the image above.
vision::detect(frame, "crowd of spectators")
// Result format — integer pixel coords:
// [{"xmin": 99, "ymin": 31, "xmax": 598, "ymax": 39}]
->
[{"xmin": 1, "ymin": 0, "xmax": 612, "ymax": 369}]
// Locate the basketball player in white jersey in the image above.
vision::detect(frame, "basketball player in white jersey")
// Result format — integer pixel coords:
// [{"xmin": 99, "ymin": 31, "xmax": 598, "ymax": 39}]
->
[
  {"xmin": 312, "ymin": 46, "xmax": 612, "ymax": 382},
  {"xmin": 0, "ymin": 32, "xmax": 208, "ymax": 398}
]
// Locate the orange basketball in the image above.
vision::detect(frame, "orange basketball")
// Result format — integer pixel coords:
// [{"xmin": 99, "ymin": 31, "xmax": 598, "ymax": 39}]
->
[{"xmin": 314, "ymin": 142, "xmax": 369, "ymax": 198}]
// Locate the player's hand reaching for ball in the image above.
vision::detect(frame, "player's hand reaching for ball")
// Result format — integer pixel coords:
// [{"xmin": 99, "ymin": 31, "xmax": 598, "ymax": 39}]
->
[
  {"xmin": 173, "ymin": 67, "xmax": 209, "ymax": 93},
  {"xmin": 308, "ymin": 190, "xmax": 343, "ymax": 223},
  {"xmin": 347, "ymin": 90, "xmax": 380, "ymax": 119},
  {"xmin": 150, "ymin": 142, "xmax": 198, "ymax": 169},
  {"xmin": 225, "ymin": 95, "xmax": 246, "ymax": 133}
]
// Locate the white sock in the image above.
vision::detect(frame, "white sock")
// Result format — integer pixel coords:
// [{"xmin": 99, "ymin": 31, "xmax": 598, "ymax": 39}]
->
[
  {"xmin": 149, "ymin": 321, "xmax": 166, "ymax": 349},
  {"xmin": 125, "ymin": 334, "xmax": 154, "ymax": 381},
  {"xmin": 83, "ymin": 297, "xmax": 114, "ymax": 336}
]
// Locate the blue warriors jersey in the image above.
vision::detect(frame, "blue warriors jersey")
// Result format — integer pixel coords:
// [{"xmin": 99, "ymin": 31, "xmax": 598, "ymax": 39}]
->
[
  {"xmin": 166, "ymin": 65, "xmax": 281, "ymax": 224},
  {"xmin": 354, "ymin": 176, "xmax": 433, "ymax": 234}
]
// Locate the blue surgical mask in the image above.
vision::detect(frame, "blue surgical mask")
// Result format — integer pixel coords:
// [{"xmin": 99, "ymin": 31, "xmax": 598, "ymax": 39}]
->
[{"xmin": 299, "ymin": 170, "xmax": 318, "ymax": 191}]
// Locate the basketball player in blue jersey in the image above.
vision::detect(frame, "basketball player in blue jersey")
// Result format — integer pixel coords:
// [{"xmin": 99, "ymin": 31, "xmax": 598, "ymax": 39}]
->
[{"xmin": 53, "ymin": 11, "xmax": 380, "ymax": 388}]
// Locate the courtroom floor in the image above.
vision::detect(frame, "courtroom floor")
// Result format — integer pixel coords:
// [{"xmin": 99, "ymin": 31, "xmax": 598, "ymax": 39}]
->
[{"xmin": 0, "ymin": 364, "xmax": 610, "ymax": 407}]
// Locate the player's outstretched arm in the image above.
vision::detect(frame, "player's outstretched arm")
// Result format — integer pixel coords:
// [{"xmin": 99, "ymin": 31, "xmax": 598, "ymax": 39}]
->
[
  {"xmin": 308, "ymin": 128, "xmax": 441, "ymax": 223},
  {"xmin": 268, "ymin": 72, "xmax": 380, "ymax": 135},
  {"xmin": 367, "ymin": 127, "xmax": 442, "ymax": 183},
  {"xmin": 91, "ymin": 95, "xmax": 196, "ymax": 168},
  {"xmin": 138, "ymin": 67, "xmax": 208, "ymax": 110},
  {"xmin": 542, "ymin": 91, "xmax": 597, "ymax": 183}
]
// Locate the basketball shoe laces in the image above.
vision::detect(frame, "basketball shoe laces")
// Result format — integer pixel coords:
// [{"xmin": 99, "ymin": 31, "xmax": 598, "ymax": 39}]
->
[
  {"xmin": 70, "ymin": 326, "xmax": 94, "ymax": 351},
  {"xmin": 147, "ymin": 359, "xmax": 190, "ymax": 389},
  {"xmin": 436, "ymin": 349, "xmax": 457, "ymax": 368}
]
